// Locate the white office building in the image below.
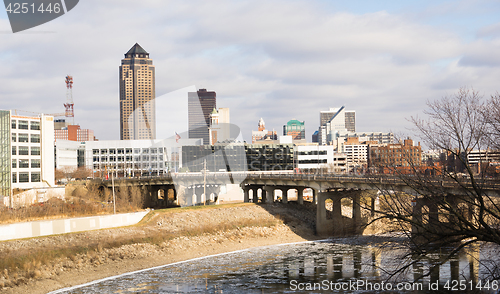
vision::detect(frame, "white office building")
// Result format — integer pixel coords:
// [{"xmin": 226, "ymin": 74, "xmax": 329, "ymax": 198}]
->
[
  {"xmin": 55, "ymin": 140, "xmax": 85, "ymax": 170},
  {"xmin": 343, "ymin": 132, "xmax": 394, "ymax": 145},
  {"xmin": 343, "ymin": 144, "xmax": 368, "ymax": 166},
  {"xmin": 85, "ymin": 138, "xmax": 201, "ymax": 178},
  {"xmin": 10, "ymin": 113, "xmax": 55, "ymax": 190},
  {"xmin": 334, "ymin": 132, "xmax": 394, "ymax": 152},
  {"xmin": 295, "ymin": 145, "xmax": 347, "ymax": 172}
]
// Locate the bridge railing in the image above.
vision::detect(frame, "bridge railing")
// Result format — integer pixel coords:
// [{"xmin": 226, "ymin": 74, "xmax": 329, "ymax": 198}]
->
[{"xmin": 100, "ymin": 171, "xmax": 500, "ymax": 192}]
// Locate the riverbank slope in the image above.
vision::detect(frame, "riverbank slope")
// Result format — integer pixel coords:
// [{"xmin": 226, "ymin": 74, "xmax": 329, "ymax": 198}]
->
[{"xmin": 0, "ymin": 202, "xmax": 318, "ymax": 294}]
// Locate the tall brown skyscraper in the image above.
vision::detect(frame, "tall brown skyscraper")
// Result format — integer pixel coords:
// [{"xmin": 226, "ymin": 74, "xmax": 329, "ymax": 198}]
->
[
  {"xmin": 119, "ymin": 43, "xmax": 156, "ymax": 140},
  {"xmin": 188, "ymin": 89, "xmax": 216, "ymax": 145}
]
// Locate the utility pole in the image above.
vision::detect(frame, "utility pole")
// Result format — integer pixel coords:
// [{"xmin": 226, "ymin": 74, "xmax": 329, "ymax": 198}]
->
[
  {"xmin": 111, "ymin": 165, "xmax": 116, "ymax": 214},
  {"xmin": 203, "ymin": 159, "xmax": 207, "ymax": 205}
]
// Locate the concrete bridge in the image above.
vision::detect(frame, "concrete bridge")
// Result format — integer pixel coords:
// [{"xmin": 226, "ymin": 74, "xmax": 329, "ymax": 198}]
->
[{"xmin": 98, "ymin": 172, "xmax": 500, "ymax": 237}]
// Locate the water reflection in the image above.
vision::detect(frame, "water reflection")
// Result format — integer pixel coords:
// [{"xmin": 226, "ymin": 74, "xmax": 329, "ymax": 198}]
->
[{"xmin": 54, "ymin": 238, "xmax": 499, "ymax": 294}]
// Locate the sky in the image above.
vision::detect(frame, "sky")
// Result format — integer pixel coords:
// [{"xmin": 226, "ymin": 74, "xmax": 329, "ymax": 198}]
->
[{"xmin": 1, "ymin": 0, "xmax": 500, "ymax": 144}]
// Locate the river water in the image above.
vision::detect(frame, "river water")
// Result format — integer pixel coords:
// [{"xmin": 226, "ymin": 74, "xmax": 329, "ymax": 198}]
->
[{"xmin": 52, "ymin": 235, "xmax": 500, "ymax": 294}]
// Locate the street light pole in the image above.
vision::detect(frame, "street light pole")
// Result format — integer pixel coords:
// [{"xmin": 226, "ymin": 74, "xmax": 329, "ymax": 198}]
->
[
  {"xmin": 111, "ymin": 165, "xmax": 116, "ymax": 214},
  {"xmin": 203, "ymin": 159, "xmax": 207, "ymax": 205}
]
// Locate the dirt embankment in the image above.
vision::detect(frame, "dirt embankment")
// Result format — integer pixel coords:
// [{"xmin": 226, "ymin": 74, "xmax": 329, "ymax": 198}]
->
[{"xmin": 0, "ymin": 202, "xmax": 318, "ymax": 294}]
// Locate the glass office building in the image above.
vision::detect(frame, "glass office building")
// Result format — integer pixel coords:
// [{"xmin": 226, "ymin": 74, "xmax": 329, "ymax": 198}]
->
[
  {"xmin": 181, "ymin": 144, "xmax": 246, "ymax": 172},
  {"xmin": 0, "ymin": 110, "xmax": 11, "ymax": 202}
]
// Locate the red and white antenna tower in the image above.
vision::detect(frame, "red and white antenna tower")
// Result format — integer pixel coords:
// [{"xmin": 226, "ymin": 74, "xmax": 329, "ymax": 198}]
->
[{"xmin": 64, "ymin": 75, "xmax": 74, "ymax": 125}]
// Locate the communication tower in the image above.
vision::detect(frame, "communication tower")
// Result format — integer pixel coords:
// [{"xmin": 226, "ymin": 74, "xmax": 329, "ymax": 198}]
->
[{"xmin": 64, "ymin": 75, "xmax": 74, "ymax": 125}]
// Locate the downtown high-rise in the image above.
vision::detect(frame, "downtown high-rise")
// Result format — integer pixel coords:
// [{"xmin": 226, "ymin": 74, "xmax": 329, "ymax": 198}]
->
[
  {"xmin": 283, "ymin": 119, "xmax": 305, "ymax": 140},
  {"xmin": 119, "ymin": 43, "xmax": 156, "ymax": 140},
  {"xmin": 320, "ymin": 107, "xmax": 355, "ymax": 133},
  {"xmin": 188, "ymin": 89, "xmax": 216, "ymax": 145}
]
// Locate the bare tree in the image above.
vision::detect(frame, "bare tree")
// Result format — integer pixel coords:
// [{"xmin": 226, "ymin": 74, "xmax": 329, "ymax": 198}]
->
[
  {"xmin": 71, "ymin": 167, "xmax": 92, "ymax": 180},
  {"xmin": 61, "ymin": 166, "xmax": 76, "ymax": 182},
  {"xmin": 54, "ymin": 168, "xmax": 65, "ymax": 182},
  {"xmin": 483, "ymin": 93, "xmax": 500, "ymax": 151},
  {"xmin": 371, "ymin": 87, "xmax": 500, "ymax": 280}
]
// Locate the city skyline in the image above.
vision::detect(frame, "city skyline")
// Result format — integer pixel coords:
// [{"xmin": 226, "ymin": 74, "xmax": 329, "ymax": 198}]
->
[{"xmin": 1, "ymin": 1, "xmax": 500, "ymax": 142}]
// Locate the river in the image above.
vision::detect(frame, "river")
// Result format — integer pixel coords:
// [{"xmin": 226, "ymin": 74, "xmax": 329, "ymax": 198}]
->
[{"xmin": 51, "ymin": 235, "xmax": 500, "ymax": 293}]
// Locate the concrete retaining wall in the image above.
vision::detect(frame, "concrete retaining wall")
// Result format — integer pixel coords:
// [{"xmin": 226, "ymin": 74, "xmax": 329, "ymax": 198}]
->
[{"xmin": 0, "ymin": 210, "xmax": 150, "ymax": 241}]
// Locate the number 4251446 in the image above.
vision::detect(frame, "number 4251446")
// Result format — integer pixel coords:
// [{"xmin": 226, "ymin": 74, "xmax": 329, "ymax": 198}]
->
[
  {"xmin": 6, "ymin": 2, "xmax": 61, "ymax": 14},
  {"xmin": 443, "ymin": 280, "xmax": 498, "ymax": 291}
]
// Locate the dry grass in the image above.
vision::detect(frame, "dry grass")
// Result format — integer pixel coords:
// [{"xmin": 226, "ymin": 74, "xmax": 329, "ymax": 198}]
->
[
  {"xmin": 0, "ymin": 199, "xmax": 111, "ymax": 224},
  {"xmin": 0, "ymin": 204, "xmax": 283, "ymax": 287},
  {"xmin": 0, "ymin": 182, "xmax": 145, "ymax": 224}
]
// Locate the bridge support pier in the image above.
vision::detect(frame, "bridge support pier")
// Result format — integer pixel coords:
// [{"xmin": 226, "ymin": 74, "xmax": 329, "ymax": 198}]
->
[
  {"xmin": 353, "ymin": 194, "xmax": 361, "ymax": 228},
  {"xmin": 281, "ymin": 188, "xmax": 289, "ymax": 204},
  {"xmin": 253, "ymin": 190, "xmax": 259, "ymax": 203},
  {"xmin": 243, "ymin": 187, "xmax": 250, "ymax": 203},
  {"xmin": 264, "ymin": 186, "xmax": 274, "ymax": 203},
  {"xmin": 370, "ymin": 196, "xmax": 376, "ymax": 216},
  {"xmin": 317, "ymin": 192, "xmax": 337, "ymax": 236},
  {"xmin": 148, "ymin": 186, "xmax": 161, "ymax": 208},
  {"xmin": 316, "ymin": 190, "xmax": 364, "ymax": 237},
  {"xmin": 191, "ymin": 188, "xmax": 196, "ymax": 206},
  {"xmin": 332, "ymin": 196, "xmax": 343, "ymax": 235},
  {"xmin": 173, "ymin": 188, "xmax": 178, "ymax": 206},
  {"xmin": 261, "ymin": 187, "xmax": 267, "ymax": 203},
  {"xmin": 297, "ymin": 188, "xmax": 304, "ymax": 205}
]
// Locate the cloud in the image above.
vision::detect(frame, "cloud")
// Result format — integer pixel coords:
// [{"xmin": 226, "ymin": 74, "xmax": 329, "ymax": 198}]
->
[{"xmin": 458, "ymin": 39, "xmax": 500, "ymax": 67}]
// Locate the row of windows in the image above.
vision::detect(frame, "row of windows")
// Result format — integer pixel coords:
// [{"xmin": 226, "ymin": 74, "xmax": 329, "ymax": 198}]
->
[
  {"xmin": 344, "ymin": 146, "xmax": 367, "ymax": 150},
  {"xmin": 12, "ymin": 146, "xmax": 41, "ymax": 155},
  {"xmin": 372, "ymin": 148, "xmax": 420, "ymax": 153},
  {"xmin": 374, "ymin": 150, "xmax": 420, "ymax": 155},
  {"xmin": 298, "ymin": 159, "xmax": 328, "ymax": 164},
  {"xmin": 93, "ymin": 163, "xmax": 164, "ymax": 170},
  {"xmin": 12, "ymin": 133, "xmax": 40, "ymax": 143},
  {"xmin": 92, "ymin": 148, "xmax": 164, "ymax": 155},
  {"xmin": 297, "ymin": 151, "xmax": 328, "ymax": 156},
  {"xmin": 12, "ymin": 159, "xmax": 40, "ymax": 168},
  {"xmin": 12, "ymin": 120, "xmax": 40, "ymax": 130},
  {"xmin": 93, "ymin": 155, "xmax": 164, "ymax": 162},
  {"xmin": 376, "ymin": 154, "xmax": 408, "ymax": 158},
  {"xmin": 12, "ymin": 172, "xmax": 40, "ymax": 183}
]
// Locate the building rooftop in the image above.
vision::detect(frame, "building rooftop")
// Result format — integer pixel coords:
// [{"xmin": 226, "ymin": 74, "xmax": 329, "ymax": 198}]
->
[
  {"xmin": 125, "ymin": 43, "xmax": 149, "ymax": 55},
  {"xmin": 286, "ymin": 119, "xmax": 304, "ymax": 126},
  {"xmin": 328, "ymin": 106, "xmax": 345, "ymax": 123}
]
